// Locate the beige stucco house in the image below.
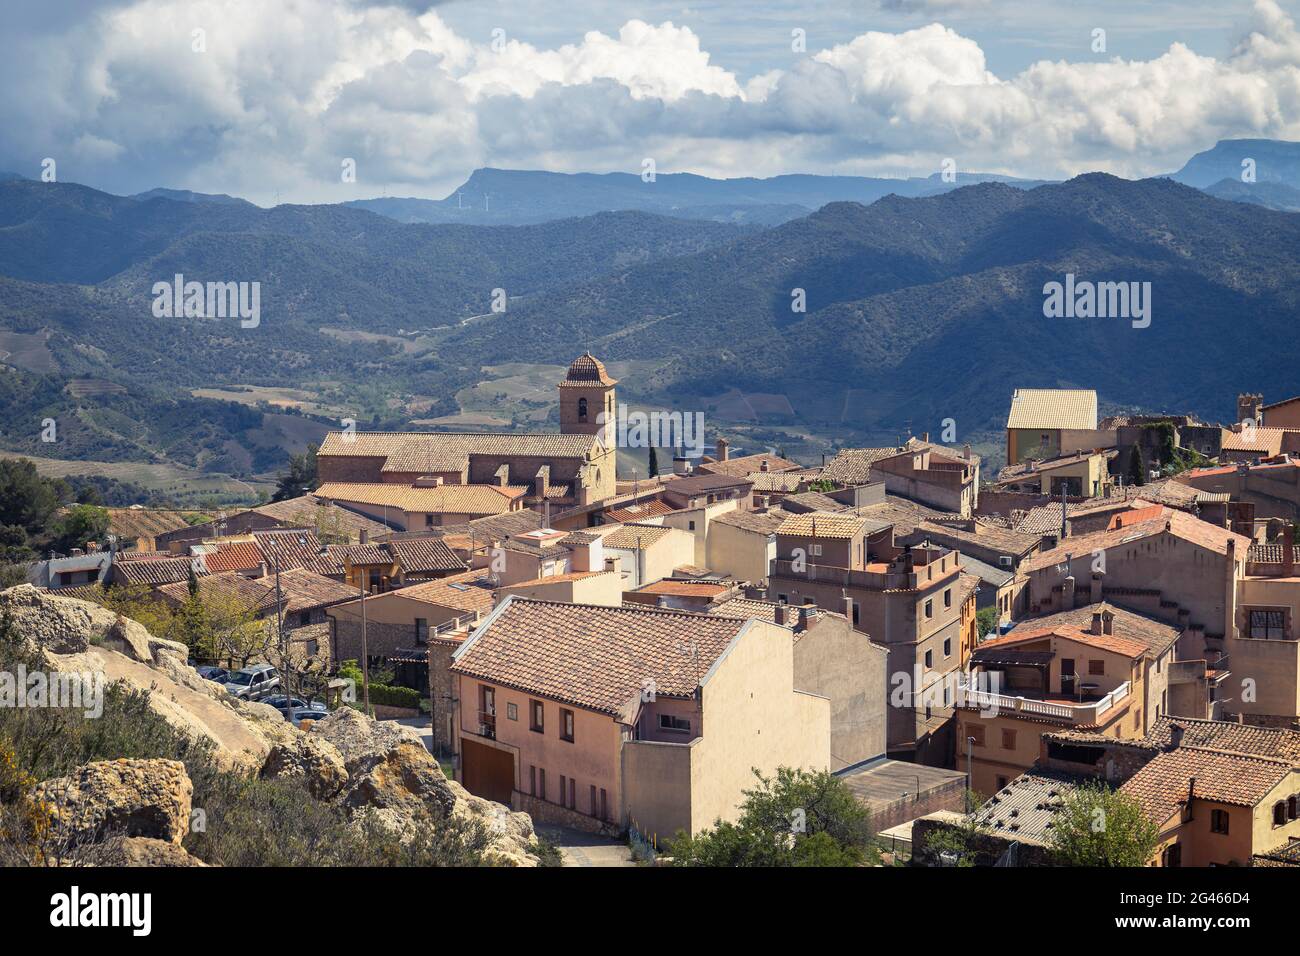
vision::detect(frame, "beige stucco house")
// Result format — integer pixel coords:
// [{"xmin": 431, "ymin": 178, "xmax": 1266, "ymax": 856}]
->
[{"xmin": 449, "ymin": 597, "xmax": 830, "ymax": 842}]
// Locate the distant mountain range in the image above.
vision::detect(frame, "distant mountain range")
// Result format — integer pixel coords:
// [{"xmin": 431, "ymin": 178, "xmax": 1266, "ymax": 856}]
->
[
  {"xmin": 5, "ymin": 137, "xmax": 1299, "ymax": 223},
  {"xmin": 0, "ymin": 179, "xmax": 748, "ymax": 478},
  {"xmin": 344, "ymin": 167, "xmax": 1054, "ymax": 226},
  {"xmin": 0, "ymin": 144, "xmax": 1298, "ymax": 491},
  {"xmin": 1167, "ymin": 139, "xmax": 1300, "ymax": 211},
  {"xmin": 434, "ymin": 173, "xmax": 1300, "ymax": 431}
]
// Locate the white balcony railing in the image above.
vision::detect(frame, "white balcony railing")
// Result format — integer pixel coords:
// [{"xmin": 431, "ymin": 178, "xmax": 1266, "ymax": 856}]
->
[{"xmin": 955, "ymin": 677, "xmax": 1130, "ymax": 725}]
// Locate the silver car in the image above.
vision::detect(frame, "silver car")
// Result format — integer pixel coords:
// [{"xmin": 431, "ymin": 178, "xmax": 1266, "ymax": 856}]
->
[{"xmin": 224, "ymin": 665, "xmax": 280, "ymax": 700}]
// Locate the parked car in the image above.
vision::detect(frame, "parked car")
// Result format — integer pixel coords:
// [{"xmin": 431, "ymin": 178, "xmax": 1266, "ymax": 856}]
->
[
  {"xmin": 196, "ymin": 666, "xmax": 230, "ymax": 684},
  {"xmin": 262, "ymin": 695, "xmax": 329, "ymax": 726},
  {"xmin": 224, "ymin": 664, "xmax": 280, "ymax": 700}
]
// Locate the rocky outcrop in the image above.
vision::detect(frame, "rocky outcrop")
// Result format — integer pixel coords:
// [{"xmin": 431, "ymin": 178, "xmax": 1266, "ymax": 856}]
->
[
  {"xmin": 4, "ymin": 584, "xmax": 540, "ymax": 867},
  {"xmin": 34, "ymin": 758, "xmax": 193, "ymax": 846},
  {"xmin": 311, "ymin": 710, "xmax": 538, "ymax": 866},
  {"xmin": 107, "ymin": 837, "xmax": 208, "ymax": 867},
  {"xmin": 3, "ymin": 585, "xmax": 297, "ymax": 772},
  {"xmin": 307, "ymin": 706, "xmax": 425, "ymax": 770},
  {"xmin": 261, "ymin": 735, "xmax": 347, "ymax": 799}
]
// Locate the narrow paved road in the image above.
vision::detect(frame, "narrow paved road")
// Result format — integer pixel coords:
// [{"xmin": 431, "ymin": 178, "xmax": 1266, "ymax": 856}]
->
[{"xmin": 535, "ymin": 824, "xmax": 638, "ymax": 867}]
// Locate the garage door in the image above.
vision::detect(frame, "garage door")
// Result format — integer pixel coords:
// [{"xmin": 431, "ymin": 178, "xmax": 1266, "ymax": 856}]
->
[{"xmin": 461, "ymin": 739, "xmax": 515, "ymax": 805}]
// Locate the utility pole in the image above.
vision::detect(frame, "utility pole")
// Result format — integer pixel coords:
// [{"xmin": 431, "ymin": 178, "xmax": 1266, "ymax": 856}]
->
[
  {"xmin": 359, "ymin": 580, "xmax": 371, "ymax": 716},
  {"xmin": 966, "ymin": 735, "xmax": 975, "ymax": 811},
  {"xmin": 273, "ymin": 554, "xmax": 290, "ymax": 711}
]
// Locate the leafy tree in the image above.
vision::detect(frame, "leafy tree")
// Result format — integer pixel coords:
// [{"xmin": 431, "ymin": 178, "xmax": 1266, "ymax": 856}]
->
[
  {"xmin": 51, "ymin": 504, "xmax": 110, "ymax": 554},
  {"xmin": 1048, "ymin": 781, "xmax": 1159, "ymax": 867},
  {"xmin": 918, "ymin": 812, "xmax": 992, "ymax": 867},
  {"xmin": 670, "ymin": 767, "xmax": 876, "ymax": 867},
  {"xmin": 975, "ymin": 606, "xmax": 999, "ymax": 639},
  {"xmin": 272, "ymin": 444, "xmax": 319, "ymax": 502},
  {"xmin": 0, "ymin": 459, "xmax": 62, "ymax": 540},
  {"xmin": 1126, "ymin": 444, "xmax": 1146, "ymax": 487}
]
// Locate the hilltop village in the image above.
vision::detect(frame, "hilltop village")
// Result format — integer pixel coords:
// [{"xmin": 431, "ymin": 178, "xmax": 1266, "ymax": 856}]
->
[{"xmin": 26, "ymin": 355, "xmax": 1300, "ymax": 867}]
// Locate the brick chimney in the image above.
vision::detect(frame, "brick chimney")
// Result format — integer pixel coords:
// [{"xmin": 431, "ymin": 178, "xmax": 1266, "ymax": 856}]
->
[
  {"xmin": 1091, "ymin": 611, "xmax": 1104, "ymax": 635},
  {"xmin": 1102, "ymin": 610, "xmax": 1114, "ymax": 635},
  {"xmin": 1169, "ymin": 723, "xmax": 1185, "ymax": 750},
  {"xmin": 716, "ymin": 436, "xmax": 729, "ymax": 462},
  {"xmin": 359, "ymin": 529, "xmax": 368, "ymax": 545},
  {"xmin": 843, "ymin": 593, "xmax": 856, "ymax": 626},
  {"xmin": 774, "ymin": 604, "xmax": 790, "ymax": 627},
  {"xmin": 759, "ymin": 459, "xmax": 770, "ymax": 473}
]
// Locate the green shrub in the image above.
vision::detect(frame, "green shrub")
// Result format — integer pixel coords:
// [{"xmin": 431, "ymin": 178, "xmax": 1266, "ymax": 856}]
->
[{"xmin": 368, "ymin": 684, "xmax": 421, "ymax": 709}]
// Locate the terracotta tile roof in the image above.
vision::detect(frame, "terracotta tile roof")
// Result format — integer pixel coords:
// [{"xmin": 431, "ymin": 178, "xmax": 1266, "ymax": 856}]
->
[
  {"xmin": 379, "ymin": 449, "xmax": 469, "ymax": 474},
  {"xmin": 696, "ymin": 452, "xmax": 801, "ymax": 478},
  {"xmin": 820, "ymin": 447, "xmax": 903, "ymax": 485},
  {"xmin": 104, "ymin": 508, "xmax": 206, "ymax": 542},
  {"xmin": 1021, "ymin": 510, "xmax": 1250, "ymax": 574},
  {"xmin": 429, "ymin": 510, "xmax": 545, "ymax": 549},
  {"xmin": 907, "ymin": 519, "xmax": 1041, "ymax": 557},
  {"xmin": 157, "ymin": 570, "xmax": 279, "ymax": 613},
  {"xmin": 662, "ymin": 473, "xmax": 754, "ymax": 495},
  {"xmin": 1120, "ymin": 747, "xmax": 1292, "ymax": 824},
  {"xmin": 334, "ymin": 544, "xmax": 395, "ymax": 565},
  {"xmin": 317, "ymin": 431, "xmax": 600, "ymax": 463},
  {"xmin": 1144, "ymin": 716, "xmax": 1300, "ymax": 764},
  {"xmin": 497, "ymin": 569, "xmax": 614, "ymax": 589},
  {"xmin": 559, "ymin": 351, "xmax": 617, "ymax": 387},
  {"xmin": 982, "ymin": 602, "xmax": 1180, "ymax": 658},
  {"xmin": 253, "ymin": 567, "xmax": 356, "ymax": 614},
  {"xmin": 1221, "ymin": 427, "xmax": 1286, "ymax": 456},
  {"xmin": 201, "ymin": 540, "xmax": 266, "ymax": 573},
  {"xmin": 316, "ymin": 482, "xmax": 526, "ymax": 515},
  {"xmin": 748, "ymin": 471, "xmax": 807, "ymax": 492},
  {"xmin": 1134, "ymin": 479, "xmax": 1200, "ymax": 508},
  {"xmin": 781, "ymin": 491, "xmax": 849, "ymax": 512},
  {"xmin": 996, "ymin": 449, "xmax": 1114, "ymax": 483},
  {"xmin": 633, "ymin": 579, "xmax": 731, "ymax": 598},
  {"xmin": 306, "ymin": 548, "xmax": 347, "ymax": 577},
  {"xmin": 775, "ymin": 511, "xmax": 872, "ymax": 539},
  {"xmin": 601, "ymin": 524, "xmax": 676, "ymax": 550},
  {"xmin": 604, "ymin": 499, "xmax": 678, "ymax": 523},
  {"xmin": 821, "ymin": 437, "xmax": 972, "ymax": 486},
  {"xmin": 250, "ymin": 494, "xmax": 391, "ymax": 538},
  {"xmin": 711, "ymin": 509, "xmax": 790, "ymax": 535},
  {"xmin": 114, "ymin": 555, "xmax": 202, "ymax": 586},
  {"xmin": 387, "ymin": 536, "xmax": 466, "ymax": 573},
  {"xmin": 1108, "ymin": 505, "xmax": 1166, "ymax": 529},
  {"xmin": 1011, "ymin": 497, "xmax": 1145, "ymax": 536},
  {"xmin": 707, "ymin": 597, "xmax": 806, "ymax": 624},
  {"xmin": 391, "ymin": 568, "xmax": 499, "ymax": 615},
  {"xmin": 251, "ymin": 529, "xmax": 330, "ymax": 573},
  {"xmin": 977, "ymin": 622, "xmax": 1148, "ymax": 660},
  {"xmin": 451, "ymin": 598, "xmax": 747, "ymax": 717},
  {"xmin": 1006, "ymin": 388, "xmax": 1098, "ymax": 431}
]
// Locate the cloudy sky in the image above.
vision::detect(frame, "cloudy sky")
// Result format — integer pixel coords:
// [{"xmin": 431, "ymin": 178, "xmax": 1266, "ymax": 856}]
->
[{"xmin": 2, "ymin": 0, "xmax": 1297, "ymax": 204}]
